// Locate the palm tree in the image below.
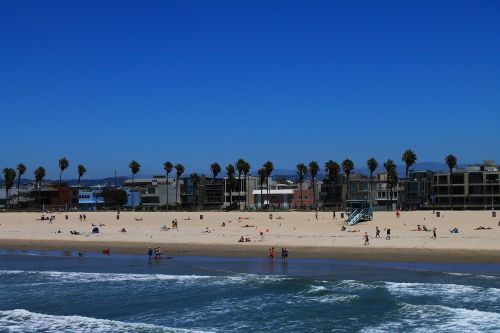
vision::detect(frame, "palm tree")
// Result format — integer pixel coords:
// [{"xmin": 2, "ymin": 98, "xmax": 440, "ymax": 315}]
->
[
  {"xmin": 226, "ymin": 164, "xmax": 236, "ymax": 205},
  {"xmin": 235, "ymin": 159, "xmax": 246, "ymax": 210},
  {"xmin": 324, "ymin": 160, "xmax": 340, "ymax": 209},
  {"xmin": 367, "ymin": 158, "xmax": 378, "ymax": 207},
  {"xmin": 210, "ymin": 162, "xmax": 221, "ymax": 182},
  {"xmin": 58, "ymin": 157, "xmax": 69, "ymax": 205},
  {"xmin": 258, "ymin": 168, "xmax": 267, "ymax": 209},
  {"xmin": 34, "ymin": 166, "xmax": 46, "ymax": 207},
  {"xmin": 242, "ymin": 161, "xmax": 251, "ymax": 209},
  {"xmin": 77, "ymin": 165, "xmax": 87, "ymax": 188},
  {"xmin": 174, "ymin": 163, "xmax": 185, "ymax": 208},
  {"xmin": 2, "ymin": 168, "xmax": 16, "ymax": 209},
  {"xmin": 163, "ymin": 161, "xmax": 173, "ymax": 211},
  {"xmin": 190, "ymin": 173, "xmax": 201, "ymax": 210},
  {"xmin": 308, "ymin": 161, "xmax": 320, "ymax": 209},
  {"xmin": 128, "ymin": 160, "xmax": 140, "ymax": 209},
  {"xmin": 383, "ymin": 159, "xmax": 397, "ymax": 209},
  {"xmin": 342, "ymin": 159, "xmax": 354, "ymax": 202},
  {"xmin": 296, "ymin": 163, "xmax": 308, "ymax": 209},
  {"xmin": 263, "ymin": 161, "xmax": 274, "ymax": 210},
  {"xmin": 445, "ymin": 154, "xmax": 457, "ymax": 210},
  {"xmin": 402, "ymin": 149, "xmax": 417, "ymax": 209},
  {"xmin": 16, "ymin": 163, "xmax": 26, "ymax": 206}
]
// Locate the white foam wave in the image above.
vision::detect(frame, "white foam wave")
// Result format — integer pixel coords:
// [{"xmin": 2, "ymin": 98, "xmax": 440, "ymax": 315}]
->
[
  {"xmin": 385, "ymin": 281, "xmax": 500, "ymax": 304},
  {"xmin": 362, "ymin": 303, "xmax": 500, "ymax": 332},
  {"xmin": 0, "ymin": 309, "xmax": 212, "ymax": 333},
  {"xmin": 0, "ymin": 269, "xmax": 290, "ymax": 286}
]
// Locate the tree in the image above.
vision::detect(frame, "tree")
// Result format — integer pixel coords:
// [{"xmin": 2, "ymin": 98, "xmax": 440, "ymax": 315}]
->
[
  {"xmin": 367, "ymin": 158, "xmax": 378, "ymax": 207},
  {"xmin": 235, "ymin": 159, "xmax": 246, "ymax": 210},
  {"xmin": 258, "ymin": 168, "xmax": 267, "ymax": 209},
  {"xmin": 190, "ymin": 173, "xmax": 201, "ymax": 210},
  {"xmin": 263, "ymin": 161, "xmax": 274, "ymax": 210},
  {"xmin": 103, "ymin": 188, "xmax": 128, "ymax": 208},
  {"xmin": 128, "ymin": 160, "xmax": 140, "ymax": 209},
  {"xmin": 226, "ymin": 164, "xmax": 236, "ymax": 205},
  {"xmin": 342, "ymin": 159, "xmax": 354, "ymax": 202},
  {"xmin": 383, "ymin": 159, "xmax": 397, "ymax": 210},
  {"xmin": 210, "ymin": 162, "xmax": 221, "ymax": 182},
  {"xmin": 77, "ymin": 165, "xmax": 87, "ymax": 188},
  {"xmin": 296, "ymin": 163, "xmax": 308, "ymax": 209},
  {"xmin": 445, "ymin": 154, "xmax": 457, "ymax": 210},
  {"xmin": 242, "ymin": 161, "xmax": 251, "ymax": 209},
  {"xmin": 308, "ymin": 161, "xmax": 320, "ymax": 209},
  {"xmin": 2, "ymin": 168, "xmax": 16, "ymax": 209},
  {"xmin": 324, "ymin": 160, "xmax": 340, "ymax": 209},
  {"xmin": 174, "ymin": 163, "xmax": 185, "ymax": 208},
  {"xmin": 402, "ymin": 149, "xmax": 417, "ymax": 209},
  {"xmin": 34, "ymin": 166, "xmax": 46, "ymax": 206},
  {"xmin": 16, "ymin": 163, "xmax": 26, "ymax": 206},
  {"xmin": 58, "ymin": 157, "xmax": 69, "ymax": 205},
  {"xmin": 163, "ymin": 161, "xmax": 173, "ymax": 211}
]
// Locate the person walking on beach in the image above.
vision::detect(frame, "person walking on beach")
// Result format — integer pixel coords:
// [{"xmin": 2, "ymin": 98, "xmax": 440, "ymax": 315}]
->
[
  {"xmin": 363, "ymin": 232, "xmax": 369, "ymax": 245},
  {"xmin": 148, "ymin": 247, "xmax": 153, "ymax": 260},
  {"xmin": 281, "ymin": 248, "xmax": 288, "ymax": 262},
  {"xmin": 83, "ymin": 214, "xmax": 86, "ymax": 221},
  {"xmin": 375, "ymin": 226, "xmax": 381, "ymax": 238},
  {"xmin": 269, "ymin": 247, "xmax": 275, "ymax": 262},
  {"xmin": 386, "ymin": 228, "xmax": 391, "ymax": 240},
  {"xmin": 432, "ymin": 228, "xmax": 437, "ymax": 240},
  {"xmin": 315, "ymin": 211, "xmax": 318, "ymax": 220},
  {"xmin": 396, "ymin": 210, "xmax": 400, "ymax": 219}
]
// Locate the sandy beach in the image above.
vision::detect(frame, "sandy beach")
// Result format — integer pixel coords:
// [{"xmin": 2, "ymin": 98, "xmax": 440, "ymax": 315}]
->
[{"xmin": 0, "ymin": 210, "xmax": 499, "ymax": 263}]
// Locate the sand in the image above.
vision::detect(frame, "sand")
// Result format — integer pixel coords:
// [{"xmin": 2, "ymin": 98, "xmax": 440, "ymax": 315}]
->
[{"xmin": 0, "ymin": 210, "xmax": 499, "ymax": 263}]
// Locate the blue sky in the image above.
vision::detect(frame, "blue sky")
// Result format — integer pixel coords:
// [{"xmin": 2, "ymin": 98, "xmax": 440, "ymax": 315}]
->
[{"xmin": 1, "ymin": 1, "xmax": 499, "ymax": 179}]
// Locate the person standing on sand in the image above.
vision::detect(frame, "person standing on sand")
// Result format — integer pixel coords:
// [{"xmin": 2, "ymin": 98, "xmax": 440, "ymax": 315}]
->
[
  {"xmin": 396, "ymin": 210, "xmax": 400, "ymax": 219},
  {"xmin": 386, "ymin": 228, "xmax": 391, "ymax": 240},
  {"xmin": 315, "ymin": 211, "xmax": 318, "ymax": 220},
  {"xmin": 363, "ymin": 232, "xmax": 369, "ymax": 245},
  {"xmin": 375, "ymin": 227, "xmax": 381, "ymax": 238},
  {"xmin": 432, "ymin": 228, "xmax": 437, "ymax": 240}
]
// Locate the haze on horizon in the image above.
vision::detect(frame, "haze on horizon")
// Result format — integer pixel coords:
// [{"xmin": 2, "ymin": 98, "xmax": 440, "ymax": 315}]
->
[{"xmin": 1, "ymin": 1, "xmax": 499, "ymax": 179}]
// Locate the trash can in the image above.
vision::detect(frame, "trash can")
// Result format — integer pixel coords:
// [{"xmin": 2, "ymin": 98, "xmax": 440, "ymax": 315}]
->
[
  {"xmin": 65, "ymin": 215, "xmax": 68, "ymax": 220},
  {"xmin": 493, "ymin": 211, "xmax": 496, "ymax": 218},
  {"xmin": 116, "ymin": 214, "xmax": 120, "ymax": 220},
  {"xmin": 200, "ymin": 214, "xmax": 203, "ymax": 220},
  {"xmin": 341, "ymin": 213, "xmax": 344, "ymax": 219},
  {"xmin": 436, "ymin": 212, "xmax": 440, "ymax": 217}
]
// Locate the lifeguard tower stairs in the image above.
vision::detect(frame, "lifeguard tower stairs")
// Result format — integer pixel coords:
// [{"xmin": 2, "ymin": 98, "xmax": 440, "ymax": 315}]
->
[{"xmin": 345, "ymin": 200, "xmax": 373, "ymax": 225}]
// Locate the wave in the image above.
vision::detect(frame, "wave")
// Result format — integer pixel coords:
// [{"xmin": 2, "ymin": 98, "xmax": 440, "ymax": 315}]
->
[
  {"xmin": 361, "ymin": 303, "xmax": 500, "ymax": 332},
  {"xmin": 0, "ymin": 269, "xmax": 291, "ymax": 286},
  {"xmin": 0, "ymin": 309, "xmax": 212, "ymax": 333}
]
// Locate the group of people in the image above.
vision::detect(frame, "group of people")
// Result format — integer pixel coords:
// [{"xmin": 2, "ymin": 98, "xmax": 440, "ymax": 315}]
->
[
  {"xmin": 268, "ymin": 247, "xmax": 289, "ymax": 262},
  {"xmin": 363, "ymin": 227, "xmax": 392, "ymax": 245},
  {"xmin": 148, "ymin": 245, "xmax": 162, "ymax": 260}
]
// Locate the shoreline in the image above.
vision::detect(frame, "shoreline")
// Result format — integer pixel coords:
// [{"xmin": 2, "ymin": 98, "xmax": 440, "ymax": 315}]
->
[{"xmin": 1, "ymin": 238, "xmax": 500, "ymax": 264}]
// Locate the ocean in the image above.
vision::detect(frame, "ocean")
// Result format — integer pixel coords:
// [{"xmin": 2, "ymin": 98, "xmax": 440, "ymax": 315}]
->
[{"xmin": 1, "ymin": 249, "xmax": 500, "ymax": 332}]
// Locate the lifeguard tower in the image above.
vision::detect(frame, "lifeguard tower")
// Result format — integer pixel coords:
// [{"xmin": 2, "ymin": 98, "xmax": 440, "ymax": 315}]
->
[{"xmin": 345, "ymin": 200, "xmax": 373, "ymax": 225}]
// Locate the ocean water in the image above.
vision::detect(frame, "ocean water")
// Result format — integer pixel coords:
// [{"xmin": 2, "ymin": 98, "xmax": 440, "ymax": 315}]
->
[{"xmin": 1, "ymin": 250, "xmax": 500, "ymax": 332}]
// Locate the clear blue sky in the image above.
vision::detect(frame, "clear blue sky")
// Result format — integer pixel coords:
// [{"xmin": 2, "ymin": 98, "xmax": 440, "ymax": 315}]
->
[{"xmin": 1, "ymin": 1, "xmax": 499, "ymax": 179}]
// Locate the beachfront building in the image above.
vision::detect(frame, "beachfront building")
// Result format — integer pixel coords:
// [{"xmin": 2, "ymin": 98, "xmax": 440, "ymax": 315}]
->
[
  {"xmin": 78, "ymin": 188, "xmax": 105, "ymax": 210},
  {"xmin": 405, "ymin": 170, "xmax": 434, "ymax": 209},
  {"xmin": 432, "ymin": 161, "xmax": 500, "ymax": 210},
  {"xmin": 223, "ymin": 175, "xmax": 259, "ymax": 210},
  {"xmin": 123, "ymin": 177, "xmax": 181, "ymax": 209}
]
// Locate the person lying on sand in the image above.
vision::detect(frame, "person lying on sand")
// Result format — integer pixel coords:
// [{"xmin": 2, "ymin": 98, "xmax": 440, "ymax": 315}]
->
[
  {"xmin": 475, "ymin": 226, "xmax": 492, "ymax": 230},
  {"xmin": 242, "ymin": 224, "xmax": 255, "ymax": 228},
  {"xmin": 202, "ymin": 227, "xmax": 213, "ymax": 233},
  {"xmin": 238, "ymin": 236, "xmax": 245, "ymax": 242},
  {"xmin": 276, "ymin": 216, "xmax": 284, "ymax": 220},
  {"xmin": 70, "ymin": 230, "xmax": 81, "ymax": 235},
  {"xmin": 135, "ymin": 218, "xmax": 143, "ymax": 222},
  {"xmin": 449, "ymin": 227, "xmax": 459, "ymax": 233},
  {"xmin": 120, "ymin": 228, "xmax": 127, "ymax": 233},
  {"xmin": 348, "ymin": 229, "xmax": 360, "ymax": 233},
  {"xmin": 183, "ymin": 217, "xmax": 192, "ymax": 220},
  {"xmin": 238, "ymin": 216, "xmax": 250, "ymax": 220},
  {"xmin": 161, "ymin": 225, "xmax": 170, "ymax": 231}
]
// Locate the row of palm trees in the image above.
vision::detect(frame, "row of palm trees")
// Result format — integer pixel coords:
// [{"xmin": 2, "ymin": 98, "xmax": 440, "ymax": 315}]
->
[
  {"xmin": 2, "ymin": 151, "xmax": 459, "ymax": 210},
  {"xmin": 2, "ymin": 158, "xmax": 88, "ymax": 208}
]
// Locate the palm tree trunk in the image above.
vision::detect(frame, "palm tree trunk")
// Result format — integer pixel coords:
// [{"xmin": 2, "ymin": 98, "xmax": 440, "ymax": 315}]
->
[
  {"xmin": 299, "ymin": 180, "xmax": 303, "ymax": 209},
  {"xmin": 405, "ymin": 166, "xmax": 409, "ymax": 210},
  {"xmin": 238, "ymin": 174, "xmax": 241, "ymax": 210},
  {"xmin": 267, "ymin": 179, "xmax": 270, "ymax": 210},
  {"xmin": 59, "ymin": 170, "xmax": 62, "ymax": 206},
  {"xmin": 17, "ymin": 176, "xmax": 21, "ymax": 207},
  {"xmin": 312, "ymin": 177, "xmax": 316, "ymax": 209},
  {"xmin": 370, "ymin": 171, "xmax": 373, "ymax": 208},
  {"xmin": 176, "ymin": 177, "xmax": 179, "ymax": 210},
  {"xmin": 260, "ymin": 186, "xmax": 263, "ymax": 209},
  {"xmin": 449, "ymin": 170, "xmax": 453, "ymax": 210},
  {"xmin": 166, "ymin": 172, "xmax": 169, "ymax": 212},
  {"xmin": 6, "ymin": 188, "xmax": 9, "ymax": 210}
]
